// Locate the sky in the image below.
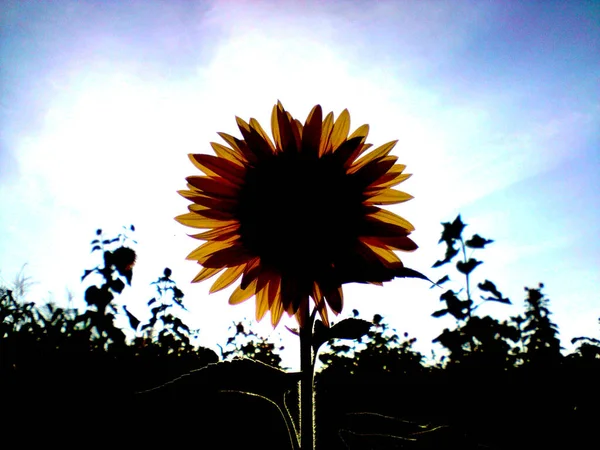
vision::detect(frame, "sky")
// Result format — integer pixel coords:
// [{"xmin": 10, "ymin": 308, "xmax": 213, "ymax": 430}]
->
[{"xmin": 1, "ymin": 0, "xmax": 599, "ymax": 368}]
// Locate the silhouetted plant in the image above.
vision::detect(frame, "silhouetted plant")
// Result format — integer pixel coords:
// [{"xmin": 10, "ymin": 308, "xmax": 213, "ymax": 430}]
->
[
  {"xmin": 431, "ymin": 215, "xmax": 520, "ymax": 369},
  {"xmin": 318, "ymin": 310, "xmax": 422, "ymax": 377},
  {"xmin": 571, "ymin": 317, "xmax": 600, "ymax": 360},
  {"xmin": 135, "ymin": 267, "xmax": 200, "ymax": 356},
  {"xmin": 518, "ymin": 283, "xmax": 562, "ymax": 366},
  {"xmin": 78, "ymin": 226, "xmax": 137, "ymax": 349},
  {"xmin": 220, "ymin": 320, "xmax": 285, "ymax": 368}
]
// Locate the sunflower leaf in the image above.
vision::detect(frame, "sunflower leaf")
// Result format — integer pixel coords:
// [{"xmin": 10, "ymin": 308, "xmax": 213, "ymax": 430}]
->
[
  {"xmin": 138, "ymin": 359, "xmax": 300, "ymax": 408},
  {"xmin": 392, "ymin": 267, "xmax": 432, "ymax": 283},
  {"xmin": 314, "ymin": 318, "xmax": 373, "ymax": 351}
]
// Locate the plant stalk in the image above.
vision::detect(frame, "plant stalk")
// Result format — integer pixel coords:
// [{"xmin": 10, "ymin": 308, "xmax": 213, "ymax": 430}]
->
[{"xmin": 299, "ymin": 308, "xmax": 315, "ymax": 450}]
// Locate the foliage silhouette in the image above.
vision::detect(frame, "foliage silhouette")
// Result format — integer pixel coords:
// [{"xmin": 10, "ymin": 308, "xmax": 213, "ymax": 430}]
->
[
  {"xmin": 2, "ymin": 218, "xmax": 600, "ymax": 449},
  {"xmin": 220, "ymin": 319, "xmax": 285, "ymax": 369}
]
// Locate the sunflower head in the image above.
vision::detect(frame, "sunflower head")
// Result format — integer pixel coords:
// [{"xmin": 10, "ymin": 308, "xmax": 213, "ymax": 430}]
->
[{"xmin": 176, "ymin": 102, "xmax": 418, "ymax": 328}]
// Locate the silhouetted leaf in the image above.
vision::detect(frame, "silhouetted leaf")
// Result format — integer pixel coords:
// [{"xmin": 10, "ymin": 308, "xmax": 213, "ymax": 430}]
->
[
  {"xmin": 431, "ymin": 275, "xmax": 450, "ymax": 288},
  {"xmin": 123, "ymin": 305, "xmax": 140, "ymax": 330},
  {"xmin": 465, "ymin": 234, "xmax": 494, "ymax": 248},
  {"xmin": 164, "ymin": 268, "xmax": 172, "ymax": 278},
  {"xmin": 96, "ymin": 229, "xmax": 102, "ymax": 235},
  {"xmin": 151, "ymin": 305, "xmax": 169, "ymax": 316},
  {"xmin": 81, "ymin": 269, "xmax": 94, "ymax": 281},
  {"xmin": 392, "ymin": 267, "xmax": 432, "ymax": 282},
  {"xmin": 432, "ymin": 309, "xmax": 448, "ymax": 318},
  {"xmin": 148, "ymin": 298, "xmax": 156, "ymax": 306},
  {"xmin": 432, "ymin": 245, "xmax": 460, "ymax": 268},
  {"xmin": 478, "ymin": 280, "xmax": 501, "ymax": 297},
  {"xmin": 130, "ymin": 224, "xmax": 135, "ymax": 231},
  {"xmin": 456, "ymin": 259, "xmax": 482, "ymax": 275},
  {"xmin": 482, "ymin": 296, "xmax": 511, "ymax": 304},
  {"xmin": 139, "ymin": 359, "xmax": 300, "ymax": 405},
  {"xmin": 329, "ymin": 318, "xmax": 373, "ymax": 341},
  {"xmin": 91, "ymin": 245, "xmax": 101, "ymax": 252},
  {"xmin": 439, "ymin": 215, "xmax": 465, "ymax": 244},
  {"xmin": 110, "ymin": 278, "xmax": 125, "ymax": 294}
]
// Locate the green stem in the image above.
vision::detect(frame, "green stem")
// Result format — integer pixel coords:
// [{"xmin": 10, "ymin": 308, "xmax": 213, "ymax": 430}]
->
[{"xmin": 300, "ymin": 308, "xmax": 316, "ymax": 450}]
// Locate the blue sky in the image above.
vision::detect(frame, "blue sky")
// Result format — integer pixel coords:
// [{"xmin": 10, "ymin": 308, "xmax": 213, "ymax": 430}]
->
[{"xmin": 1, "ymin": 0, "xmax": 598, "ymax": 367}]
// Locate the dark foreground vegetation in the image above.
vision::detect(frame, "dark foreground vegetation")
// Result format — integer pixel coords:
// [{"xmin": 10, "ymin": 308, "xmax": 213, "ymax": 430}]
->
[{"xmin": 2, "ymin": 218, "xmax": 599, "ymax": 449}]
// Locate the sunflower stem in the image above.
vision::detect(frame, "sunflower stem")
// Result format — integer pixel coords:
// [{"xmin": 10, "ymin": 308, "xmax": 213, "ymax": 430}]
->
[{"xmin": 300, "ymin": 308, "xmax": 316, "ymax": 450}]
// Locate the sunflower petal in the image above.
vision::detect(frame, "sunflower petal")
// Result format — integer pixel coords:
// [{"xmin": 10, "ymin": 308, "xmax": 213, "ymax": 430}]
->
[
  {"xmin": 229, "ymin": 279, "xmax": 257, "ymax": 305},
  {"xmin": 202, "ymin": 245, "xmax": 253, "ymax": 268},
  {"xmin": 324, "ymin": 285, "xmax": 344, "ymax": 314},
  {"xmin": 250, "ymin": 118, "xmax": 276, "ymax": 153},
  {"xmin": 302, "ymin": 104, "xmax": 322, "ymax": 156},
  {"xmin": 277, "ymin": 106, "xmax": 298, "ymax": 153},
  {"xmin": 347, "ymin": 140, "xmax": 398, "ymax": 174},
  {"xmin": 348, "ymin": 124, "xmax": 369, "ymax": 140},
  {"xmin": 186, "ymin": 176, "xmax": 240, "ymax": 199},
  {"xmin": 255, "ymin": 284, "xmax": 270, "ymax": 321},
  {"xmin": 192, "ymin": 266, "xmax": 224, "ymax": 283},
  {"xmin": 330, "ymin": 108, "xmax": 351, "ymax": 151},
  {"xmin": 366, "ymin": 171, "xmax": 411, "ymax": 191},
  {"xmin": 210, "ymin": 264, "xmax": 246, "ymax": 293},
  {"xmin": 365, "ymin": 189, "xmax": 414, "ymax": 205},
  {"xmin": 187, "ymin": 240, "xmax": 235, "ymax": 263},
  {"xmin": 185, "ymin": 193, "xmax": 238, "ymax": 212},
  {"xmin": 188, "ymin": 203, "xmax": 235, "ymax": 220},
  {"xmin": 210, "ymin": 142, "xmax": 246, "ymax": 166},
  {"xmin": 271, "ymin": 103, "xmax": 282, "ymax": 151},
  {"xmin": 361, "ymin": 238, "xmax": 402, "ymax": 267},
  {"xmin": 241, "ymin": 257, "xmax": 261, "ymax": 289},
  {"xmin": 237, "ymin": 117, "xmax": 273, "ymax": 160},
  {"xmin": 318, "ymin": 111, "xmax": 334, "ymax": 156},
  {"xmin": 190, "ymin": 224, "xmax": 240, "ymax": 241},
  {"xmin": 218, "ymin": 131, "xmax": 257, "ymax": 164},
  {"xmin": 312, "ymin": 282, "xmax": 329, "ymax": 327},
  {"xmin": 351, "ymin": 155, "xmax": 397, "ymax": 189},
  {"xmin": 331, "ymin": 136, "xmax": 365, "ymax": 167},
  {"xmin": 175, "ymin": 212, "xmax": 237, "ymax": 229},
  {"xmin": 189, "ymin": 154, "xmax": 246, "ymax": 185},
  {"xmin": 365, "ymin": 208, "xmax": 415, "ymax": 232},
  {"xmin": 377, "ymin": 235, "xmax": 418, "ymax": 251}
]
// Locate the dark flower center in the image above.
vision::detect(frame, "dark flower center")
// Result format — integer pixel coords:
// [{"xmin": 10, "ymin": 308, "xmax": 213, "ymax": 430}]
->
[{"xmin": 237, "ymin": 152, "xmax": 364, "ymax": 275}]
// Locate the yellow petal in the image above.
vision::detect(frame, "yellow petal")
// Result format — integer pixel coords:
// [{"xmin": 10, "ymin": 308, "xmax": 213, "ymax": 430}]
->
[
  {"xmin": 318, "ymin": 111, "xmax": 334, "ymax": 156},
  {"xmin": 255, "ymin": 283, "xmax": 270, "ymax": 321},
  {"xmin": 330, "ymin": 108, "xmax": 351, "ymax": 151},
  {"xmin": 175, "ymin": 212, "xmax": 237, "ymax": 229},
  {"xmin": 348, "ymin": 123, "xmax": 369, "ymax": 140},
  {"xmin": 250, "ymin": 118, "xmax": 276, "ymax": 153},
  {"xmin": 186, "ymin": 240, "xmax": 235, "ymax": 262},
  {"xmin": 366, "ymin": 172, "xmax": 412, "ymax": 192},
  {"xmin": 366, "ymin": 208, "xmax": 415, "ymax": 232},
  {"xmin": 364, "ymin": 189, "xmax": 414, "ymax": 205},
  {"xmin": 210, "ymin": 142, "xmax": 246, "ymax": 166},
  {"xmin": 312, "ymin": 282, "xmax": 329, "ymax": 327},
  {"xmin": 190, "ymin": 224, "xmax": 240, "ymax": 241},
  {"xmin": 361, "ymin": 238, "xmax": 402, "ymax": 266},
  {"xmin": 210, "ymin": 264, "xmax": 246, "ymax": 293},
  {"xmin": 229, "ymin": 279, "xmax": 258, "ymax": 305},
  {"xmin": 189, "ymin": 154, "xmax": 246, "ymax": 185},
  {"xmin": 271, "ymin": 103, "xmax": 282, "ymax": 150},
  {"xmin": 347, "ymin": 140, "xmax": 398, "ymax": 174},
  {"xmin": 192, "ymin": 266, "xmax": 224, "ymax": 283}
]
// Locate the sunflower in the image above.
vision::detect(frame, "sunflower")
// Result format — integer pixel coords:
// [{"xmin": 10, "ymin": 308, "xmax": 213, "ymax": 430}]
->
[{"xmin": 176, "ymin": 102, "xmax": 419, "ymax": 328}]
